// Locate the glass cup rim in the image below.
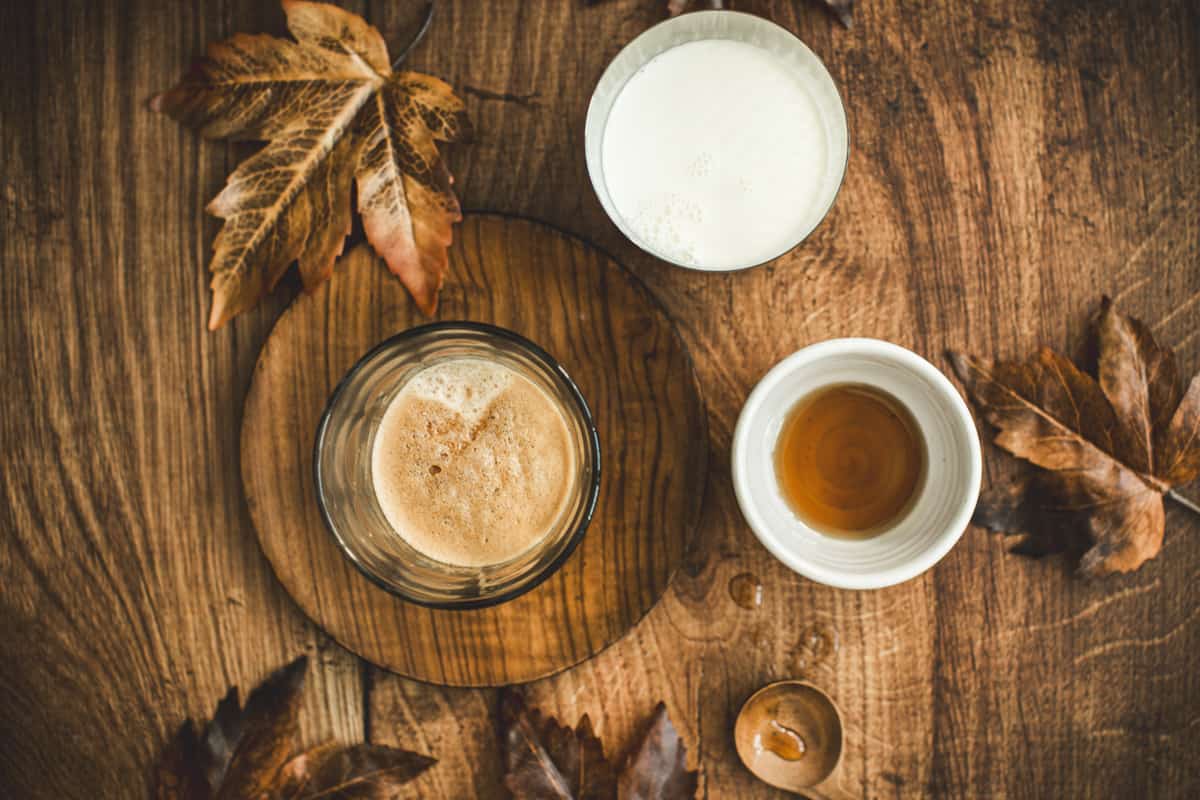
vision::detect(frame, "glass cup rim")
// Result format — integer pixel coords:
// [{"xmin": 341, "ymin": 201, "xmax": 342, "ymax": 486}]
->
[
  {"xmin": 584, "ymin": 9, "xmax": 851, "ymax": 272},
  {"xmin": 313, "ymin": 321, "xmax": 602, "ymax": 610}
]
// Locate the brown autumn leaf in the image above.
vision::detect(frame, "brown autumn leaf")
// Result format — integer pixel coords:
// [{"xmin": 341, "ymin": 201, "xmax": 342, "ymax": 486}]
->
[
  {"xmin": 500, "ymin": 689, "xmax": 618, "ymax": 800},
  {"xmin": 618, "ymin": 703, "xmax": 699, "ymax": 800},
  {"xmin": 156, "ymin": 656, "xmax": 306, "ymax": 799},
  {"xmin": 155, "ymin": 721, "xmax": 208, "ymax": 800},
  {"xmin": 155, "ymin": 656, "xmax": 434, "ymax": 799},
  {"xmin": 275, "ymin": 741, "xmax": 437, "ymax": 798},
  {"xmin": 215, "ymin": 656, "xmax": 309, "ymax": 800},
  {"xmin": 151, "ymin": 0, "xmax": 469, "ymax": 329},
  {"xmin": 972, "ymin": 472, "xmax": 1093, "ymax": 561},
  {"xmin": 500, "ymin": 690, "xmax": 696, "ymax": 800},
  {"xmin": 950, "ymin": 297, "xmax": 1200, "ymax": 576},
  {"xmin": 664, "ymin": 0, "xmax": 855, "ymax": 27}
]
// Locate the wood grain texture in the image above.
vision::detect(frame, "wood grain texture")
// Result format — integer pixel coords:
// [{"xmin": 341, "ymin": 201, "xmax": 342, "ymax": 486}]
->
[
  {"xmin": 241, "ymin": 217, "xmax": 706, "ymax": 685},
  {"xmin": 2, "ymin": 0, "xmax": 1199, "ymax": 798},
  {"xmin": 0, "ymin": 1, "xmax": 366, "ymax": 798}
]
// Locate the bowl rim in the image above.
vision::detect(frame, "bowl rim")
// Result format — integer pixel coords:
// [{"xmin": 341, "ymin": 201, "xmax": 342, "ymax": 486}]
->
[
  {"xmin": 734, "ymin": 679, "xmax": 845, "ymax": 790},
  {"xmin": 313, "ymin": 320, "xmax": 602, "ymax": 610},
  {"xmin": 584, "ymin": 9, "xmax": 851, "ymax": 272},
  {"xmin": 730, "ymin": 338, "xmax": 982, "ymax": 589}
]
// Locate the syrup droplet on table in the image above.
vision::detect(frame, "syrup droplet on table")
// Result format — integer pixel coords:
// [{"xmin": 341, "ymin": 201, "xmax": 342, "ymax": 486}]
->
[
  {"xmin": 729, "ymin": 572, "xmax": 764, "ymax": 609},
  {"xmin": 753, "ymin": 719, "xmax": 807, "ymax": 761},
  {"xmin": 790, "ymin": 621, "xmax": 839, "ymax": 674}
]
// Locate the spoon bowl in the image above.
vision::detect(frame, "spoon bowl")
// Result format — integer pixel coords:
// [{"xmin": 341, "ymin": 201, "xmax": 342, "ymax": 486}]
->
[{"xmin": 734, "ymin": 681, "xmax": 844, "ymax": 792}]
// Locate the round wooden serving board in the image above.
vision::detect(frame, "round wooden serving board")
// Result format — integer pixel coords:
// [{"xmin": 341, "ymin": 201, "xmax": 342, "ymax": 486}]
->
[{"xmin": 241, "ymin": 215, "xmax": 707, "ymax": 686}]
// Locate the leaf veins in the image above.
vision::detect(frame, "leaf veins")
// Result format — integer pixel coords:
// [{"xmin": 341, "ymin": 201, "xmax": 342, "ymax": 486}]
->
[
  {"xmin": 951, "ymin": 297, "xmax": 1200, "ymax": 575},
  {"xmin": 152, "ymin": 0, "xmax": 469, "ymax": 329}
]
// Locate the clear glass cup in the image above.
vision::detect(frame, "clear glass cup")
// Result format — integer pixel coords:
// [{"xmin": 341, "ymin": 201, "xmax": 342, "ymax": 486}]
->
[{"xmin": 314, "ymin": 322, "xmax": 601, "ymax": 609}]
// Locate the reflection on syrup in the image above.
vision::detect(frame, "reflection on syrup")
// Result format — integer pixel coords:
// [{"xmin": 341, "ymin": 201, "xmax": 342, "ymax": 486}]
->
[
  {"xmin": 734, "ymin": 682, "xmax": 843, "ymax": 791},
  {"xmin": 790, "ymin": 621, "xmax": 839, "ymax": 674},
  {"xmin": 754, "ymin": 718, "xmax": 808, "ymax": 762},
  {"xmin": 729, "ymin": 572, "xmax": 764, "ymax": 609},
  {"xmin": 774, "ymin": 383, "xmax": 925, "ymax": 537}
]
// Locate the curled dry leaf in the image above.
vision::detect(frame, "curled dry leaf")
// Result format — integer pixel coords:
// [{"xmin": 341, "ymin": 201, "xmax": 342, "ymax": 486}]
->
[
  {"xmin": 155, "ymin": 722, "xmax": 207, "ymax": 800},
  {"xmin": 500, "ymin": 689, "xmax": 618, "ymax": 799},
  {"xmin": 214, "ymin": 655, "xmax": 309, "ymax": 800},
  {"xmin": 154, "ymin": 655, "xmax": 434, "ymax": 799},
  {"xmin": 972, "ymin": 473, "xmax": 1092, "ymax": 561},
  {"xmin": 151, "ymin": 0, "xmax": 469, "ymax": 329},
  {"xmin": 618, "ymin": 703, "xmax": 699, "ymax": 800},
  {"xmin": 156, "ymin": 656, "xmax": 307, "ymax": 799},
  {"xmin": 500, "ymin": 690, "xmax": 696, "ymax": 800},
  {"xmin": 275, "ymin": 741, "xmax": 437, "ymax": 798},
  {"xmin": 950, "ymin": 297, "xmax": 1200, "ymax": 576}
]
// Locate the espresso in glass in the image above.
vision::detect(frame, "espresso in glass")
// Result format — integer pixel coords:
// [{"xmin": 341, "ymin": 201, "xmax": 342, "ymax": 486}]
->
[
  {"xmin": 371, "ymin": 358, "xmax": 576, "ymax": 567},
  {"xmin": 774, "ymin": 384, "xmax": 925, "ymax": 539},
  {"xmin": 315, "ymin": 323, "xmax": 600, "ymax": 608}
]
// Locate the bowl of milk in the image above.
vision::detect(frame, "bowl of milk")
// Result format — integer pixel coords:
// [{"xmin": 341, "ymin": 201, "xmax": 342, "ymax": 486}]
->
[{"xmin": 586, "ymin": 11, "xmax": 849, "ymax": 271}]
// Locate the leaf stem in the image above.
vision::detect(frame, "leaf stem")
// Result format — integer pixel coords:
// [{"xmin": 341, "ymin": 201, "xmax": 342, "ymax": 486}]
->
[
  {"xmin": 392, "ymin": 2, "xmax": 436, "ymax": 70},
  {"xmin": 1167, "ymin": 489, "xmax": 1200, "ymax": 517}
]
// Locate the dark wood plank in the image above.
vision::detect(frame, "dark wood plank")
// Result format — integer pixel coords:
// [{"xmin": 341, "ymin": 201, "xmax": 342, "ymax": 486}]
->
[
  {"xmin": 0, "ymin": 0, "xmax": 364, "ymax": 797},
  {"xmin": 1, "ymin": 0, "xmax": 1197, "ymax": 797}
]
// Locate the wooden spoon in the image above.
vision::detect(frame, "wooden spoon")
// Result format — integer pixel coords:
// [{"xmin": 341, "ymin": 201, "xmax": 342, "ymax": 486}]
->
[{"xmin": 734, "ymin": 680, "xmax": 851, "ymax": 798}]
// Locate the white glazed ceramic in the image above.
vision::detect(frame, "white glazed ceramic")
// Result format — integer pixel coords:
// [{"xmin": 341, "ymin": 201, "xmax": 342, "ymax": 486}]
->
[
  {"xmin": 584, "ymin": 11, "xmax": 849, "ymax": 271},
  {"xmin": 732, "ymin": 339, "xmax": 982, "ymax": 590}
]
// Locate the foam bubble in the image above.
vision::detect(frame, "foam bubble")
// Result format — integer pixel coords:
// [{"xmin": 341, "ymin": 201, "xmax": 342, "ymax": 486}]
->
[{"xmin": 403, "ymin": 359, "xmax": 513, "ymax": 424}]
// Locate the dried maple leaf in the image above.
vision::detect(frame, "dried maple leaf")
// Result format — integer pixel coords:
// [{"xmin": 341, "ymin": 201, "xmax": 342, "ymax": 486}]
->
[
  {"xmin": 155, "ymin": 656, "xmax": 434, "ymax": 799},
  {"xmin": 216, "ymin": 657, "xmax": 310, "ymax": 799},
  {"xmin": 151, "ymin": 0, "xmax": 469, "ymax": 329},
  {"xmin": 950, "ymin": 297, "xmax": 1200, "ymax": 576},
  {"xmin": 500, "ymin": 689, "xmax": 618, "ymax": 800},
  {"xmin": 275, "ymin": 741, "xmax": 436, "ymax": 798},
  {"xmin": 618, "ymin": 703, "xmax": 698, "ymax": 800},
  {"xmin": 156, "ymin": 656, "xmax": 306, "ymax": 799},
  {"xmin": 155, "ymin": 722, "xmax": 208, "ymax": 800},
  {"xmin": 972, "ymin": 473, "xmax": 1093, "ymax": 561},
  {"xmin": 499, "ymin": 691, "xmax": 696, "ymax": 800}
]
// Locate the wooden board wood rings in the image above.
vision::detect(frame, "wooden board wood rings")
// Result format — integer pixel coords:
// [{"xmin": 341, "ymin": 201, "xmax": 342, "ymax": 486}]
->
[{"xmin": 241, "ymin": 215, "xmax": 708, "ymax": 686}]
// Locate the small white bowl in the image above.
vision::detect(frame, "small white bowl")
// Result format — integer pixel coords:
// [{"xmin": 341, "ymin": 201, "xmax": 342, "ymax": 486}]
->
[
  {"xmin": 584, "ymin": 11, "xmax": 849, "ymax": 271},
  {"xmin": 732, "ymin": 339, "xmax": 982, "ymax": 590}
]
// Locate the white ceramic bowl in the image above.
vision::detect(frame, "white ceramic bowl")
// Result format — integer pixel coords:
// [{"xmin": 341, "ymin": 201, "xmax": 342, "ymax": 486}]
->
[
  {"xmin": 584, "ymin": 10, "xmax": 849, "ymax": 271},
  {"xmin": 732, "ymin": 339, "xmax": 982, "ymax": 590}
]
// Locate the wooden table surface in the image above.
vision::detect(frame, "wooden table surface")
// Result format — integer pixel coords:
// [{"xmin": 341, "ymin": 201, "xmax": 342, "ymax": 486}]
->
[{"xmin": 2, "ymin": 1, "xmax": 1198, "ymax": 797}]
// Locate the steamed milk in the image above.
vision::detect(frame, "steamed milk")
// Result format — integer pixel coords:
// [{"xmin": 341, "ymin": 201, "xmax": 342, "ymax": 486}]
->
[
  {"xmin": 601, "ymin": 39, "xmax": 834, "ymax": 269},
  {"xmin": 371, "ymin": 359, "xmax": 575, "ymax": 567}
]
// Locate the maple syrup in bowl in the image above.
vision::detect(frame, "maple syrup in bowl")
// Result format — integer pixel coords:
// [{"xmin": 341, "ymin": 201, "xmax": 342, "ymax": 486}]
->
[
  {"xmin": 732, "ymin": 339, "xmax": 982, "ymax": 590},
  {"xmin": 774, "ymin": 384, "xmax": 926, "ymax": 538},
  {"xmin": 735, "ymin": 681, "xmax": 844, "ymax": 793}
]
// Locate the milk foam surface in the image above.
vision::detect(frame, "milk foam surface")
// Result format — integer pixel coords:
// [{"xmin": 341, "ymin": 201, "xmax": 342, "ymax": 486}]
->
[
  {"xmin": 601, "ymin": 39, "xmax": 833, "ymax": 269},
  {"xmin": 371, "ymin": 358, "xmax": 576, "ymax": 567}
]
